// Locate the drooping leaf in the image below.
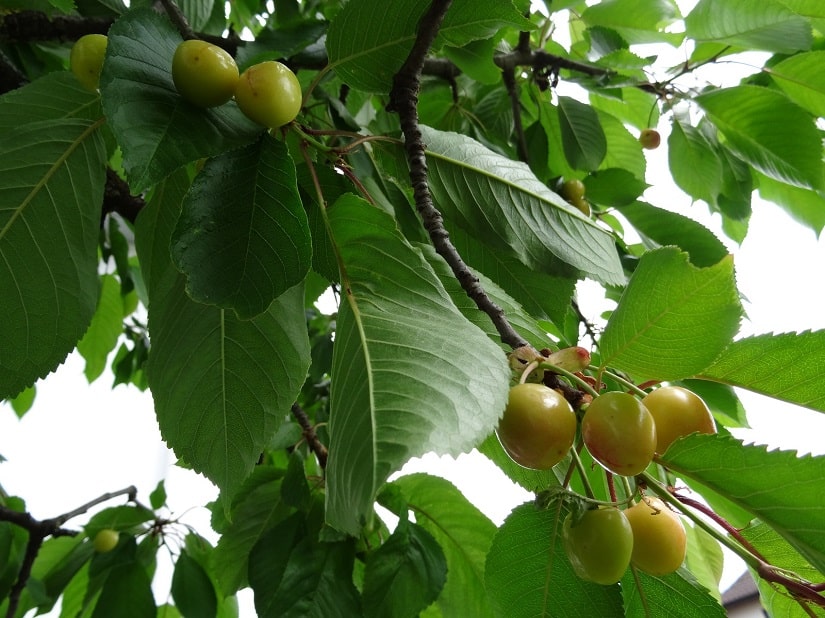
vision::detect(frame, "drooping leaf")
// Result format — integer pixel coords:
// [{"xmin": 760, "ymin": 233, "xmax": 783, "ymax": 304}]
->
[
  {"xmin": 171, "ymin": 135, "xmax": 311, "ymax": 319},
  {"xmin": 661, "ymin": 433, "xmax": 825, "ymax": 575},
  {"xmin": 419, "ymin": 126, "xmax": 625, "ymax": 286},
  {"xmin": 683, "ymin": 524, "xmax": 724, "ymax": 602},
  {"xmin": 362, "ymin": 519, "xmax": 447, "ymax": 618},
  {"xmin": 172, "ymin": 551, "xmax": 218, "ymax": 618},
  {"xmin": 582, "ymin": 0, "xmax": 682, "ymax": 45},
  {"xmin": 668, "ymin": 115, "xmax": 722, "ymax": 204},
  {"xmin": 696, "ymin": 86, "xmax": 823, "ymax": 191},
  {"xmin": 324, "ymin": 195, "xmax": 510, "ymax": 535},
  {"xmin": 615, "ymin": 202, "xmax": 729, "ymax": 268},
  {"xmin": 91, "ymin": 560, "xmax": 156, "ymax": 618},
  {"xmin": 685, "ymin": 0, "xmax": 812, "ymax": 53},
  {"xmin": 77, "ymin": 274, "xmax": 125, "ymax": 382},
  {"xmin": 249, "ymin": 516, "xmax": 361, "ymax": 618},
  {"xmin": 599, "ymin": 248, "xmax": 742, "ymax": 382},
  {"xmin": 595, "ymin": 110, "xmax": 647, "ymax": 181},
  {"xmin": 391, "ymin": 473, "xmax": 496, "ymax": 618},
  {"xmin": 0, "ymin": 118, "xmax": 106, "ymax": 399},
  {"xmin": 757, "ymin": 173, "xmax": 825, "ymax": 234},
  {"xmin": 135, "ymin": 170, "xmax": 311, "ymax": 498},
  {"xmin": 326, "ymin": 0, "xmax": 531, "ymax": 93},
  {"xmin": 768, "ymin": 51, "xmax": 825, "ymax": 118},
  {"xmin": 558, "ymin": 96, "xmax": 607, "ymax": 171},
  {"xmin": 621, "ymin": 568, "xmax": 725, "ymax": 617},
  {"xmin": 584, "ymin": 169, "xmax": 648, "ymax": 208},
  {"xmin": 100, "ymin": 8, "xmax": 261, "ymax": 192},
  {"xmin": 485, "ymin": 501, "xmax": 624, "ymax": 617},
  {"xmin": 699, "ymin": 331, "xmax": 825, "ymax": 413}
]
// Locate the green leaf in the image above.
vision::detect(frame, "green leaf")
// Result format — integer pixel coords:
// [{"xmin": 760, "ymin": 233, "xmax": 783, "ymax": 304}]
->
[
  {"xmin": 135, "ymin": 170, "xmax": 311, "ymax": 498},
  {"xmin": 362, "ymin": 519, "xmax": 447, "ymax": 618},
  {"xmin": 685, "ymin": 0, "xmax": 812, "ymax": 53},
  {"xmin": 615, "ymin": 202, "xmax": 729, "ymax": 268},
  {"xmin": 477, "ymin": 432, "xmax": 559, "ymax": 493},
  {"xmin": 485, "ymin": 501, "xmax": 624, "ymax": 617},
  {"xmin": 0, "ymin": 520, "xmax": 27, "ymax": 602},
  {"xmin": 679, "ymin": 379, "xmax": 748, "ymax": 428},
  {"xmin": 582, "ymin": 0, "xmax": 682, "ymax": 45},
  {"xmin": 77, "ymin": 274, "xmax": 125, "ymax": 382},
  {"xmin": 768, "ymin": 51, "xmax": 825, "ymax": 117},
  {"xmin": 661, "ymin": 433, "xmax": 825, "ymax": 575},
  {"xmin": 0, "ymin": 71, "xmax": 103, "ymax": 131},
  {"xmin": 9, "ymin": 385, "xmax": 36, "ymax": 418},
  {"xmin": 584, "ymin": 169, "xmax": 648, "ymax": 207},
  {"xmin": 696, "ymin": 86, "xmax": 823, "ymax": 191},
  {"xmin": 281, "ymin": 451, "xmax": 312, "ymax": 511},
  {"xmin": 212, "ymin": 469, "xmax": 290, "ymax": 595},
  {"xmin": 391, "ymin": 473, "xmax": 496, "ymax": 618},
  {"xmin": 668, "ymin": 116, "xmax": 723, "ymax": 204},
  {"xmin": 757, "ymin": 173, "xmax": 825, "ymax": 235},
  {"xmin": 595, "ymin": 110, "xmax": 646, "ymax": 181},
  {"xmin": 443, "ymin": 39, "xmax": 500, "ymax": 85},
  {"xmin": 740, "ymin": 521, "xmax": 824, "ymax": 615},
  {"xmin": 249, "ymin": 517, "xmax": 361, "ymax": 618},
  {"xmin": 558, "ymin": 96, "xmax": 607, "ymax": 171},
  {"xmin": 171, "ymin": 136, "xmax": 311, "ymax": 319},
  {"xmin": 683, "ymin": 524, "xmax": 724, "ymax": 602},
  {"xmin": 699, "ymin": 331, "xmax": 825, "ymax": 413},
  {"xmin": 100, "ymin": 8, "xmax": 261, "ymax": 192},
  {"xmin": 621, "ymin": 568, "xmax": 725, "ymax": 617},
  {"xmin": 91, "ymin": 560, "xmax": 156, "ymax": 618},
  {"xmin": 599, "ymin": 248, "xmax": 742, "ymax": 382},
  {"xmin": 590, "ymin": 88, "xmax": 660, "ymax": 132},
  {"xmin": 0, "ymin": 118, "xmax": 106, "ymax": 399},
  {"xmin": 172, "ymin": 551, "xmax": 218, "ymax": 618},
  {"xmin": 326, "ymin": 0, "xmax": 531, "ymax": 92},
  {"xmin": 177, "ymin": 0, "xmax": 214, "ymax": 31},
  {"xmin": 324, "ymin": 195, "xmax": 510, "ymax": 534},
  {"xmin": 419, "ymin": 126, "xmax": 625, "ymax": 286}
]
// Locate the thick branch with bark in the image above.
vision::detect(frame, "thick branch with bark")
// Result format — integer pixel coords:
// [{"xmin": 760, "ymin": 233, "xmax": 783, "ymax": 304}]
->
[{"xmin": 388, "ymin": 0, "xmax": 529, "ymax": 351}]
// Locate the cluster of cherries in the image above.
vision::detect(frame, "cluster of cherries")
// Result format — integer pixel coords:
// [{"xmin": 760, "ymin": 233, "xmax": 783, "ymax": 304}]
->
[
  {"xmin": 70, "ymin": 34, "xmax": 302, "ymax": 130},
  {"xmin": 498, "ymin": 361, "xmax": 716, "ymax": 584}
]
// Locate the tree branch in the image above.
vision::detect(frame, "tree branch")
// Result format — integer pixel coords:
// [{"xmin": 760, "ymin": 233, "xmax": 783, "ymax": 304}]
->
[
  {"xmin": 502, "ymin": 66, "xmax": 529, "ymax": 163},
  {"xmin": 102, "ymin": 168, "xmax": 145, "ymax": 224},
  {"xmin": 388, "ymin": 0, "xmax": 529, "ymax": 351},
  {"xmin": 291, "ymin": 403, "xmax": 328, "ymax": 469}
]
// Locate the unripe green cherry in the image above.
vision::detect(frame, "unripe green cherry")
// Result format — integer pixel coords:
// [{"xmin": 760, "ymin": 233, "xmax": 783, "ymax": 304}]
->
[
  {"xmin": 93, "ymin": 528, "xmax": 119, "ymax": 553},
  {"xmin": 234, "ymin": 61, "xmax": 302, "ymax": 129},
  {"xmin": 172, "ymin": 39, "xmax": 239, "ymax": 108},
  {"xmin": 624, "ymin": 497, "xmax": 686, "ymax": 575},
  {"xmin": 643, "ymin": 385, "xmax": 716, "ymax": 454},
  {"xmin": 70, "ymin": 34, "xmax": 108, "ymax": 91},
  {"xmin": 563, "ymin": 507, "xmax": 633, "ymax": 585},
  {"xmin": 639, "ymin": 128, "xmax": 661, "ymax": 150},
  {"xmin": 582, "ymin": 391, "xmax": 657, "ymax": 476}
]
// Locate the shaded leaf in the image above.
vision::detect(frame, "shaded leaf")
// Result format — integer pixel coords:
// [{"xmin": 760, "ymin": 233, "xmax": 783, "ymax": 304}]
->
[
  {"xmin": 558, "ymin": 96, "xmax": 606, "ymax": 171},
  {"xmin": 668, "ymin": 115, "xmax": 722, "ymax": 204},
  {"xmin": 582, "ymin": 0, "xmax": 682, "ymax": 45},
  {"xmin": 700, "ymin": 331, "xmax": 825, "ymax": 413},
  {"xmin": 621, "ymin": 568, "xmax": 725, "ymax": 617},
  {"xmin": 600, "ymin": 248, "xmax": 742, "ymax": 382},
  {"xmin": 91, "ymin": 560, "xmax": 156, "ymax": 618},
  {"xmin": 420, "ymin": 126, "xmax": 624, "ymax": 286},
  {"xmin": 77, "ymin": 274, "xmax": 125, "ymax": 382},
  {"xmin": 172, "ymin": 551, "xmax": 217, "ymax": 618},
  {"xmin": 362, "ymin": 519, "xmax": 447, "ymax": 618},
  {"xmin": 661, "ymin": 433, "xmax": 825, "ymax": 575},
  {"xmin": 324, "ymin": 195, "xmax": 509, "ymax": 534},
  {"xmin": 768, "ymin": 51, "xmax": 825, "ymax": 117},
  {"xmin": 171, "ymin": 135, "xmax": 311, "ymax": 319},
  {"xmin": 696, "ymin": 86, "xmax": 823, "ymax": 191},
  {"xmin": 0, "ymin": 118, "xmax": 106, "ymax": 399},
  {"xmin": 100, "ymin": 8, "xmax": 261, "ymax": 192},
  {"xmin": 0, "ymin": 71, "xmax": 103, "ymax": 130}
]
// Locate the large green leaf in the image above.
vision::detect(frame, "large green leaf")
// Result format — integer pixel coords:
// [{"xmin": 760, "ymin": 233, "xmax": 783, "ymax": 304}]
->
[
  {"xmin": 696, "ymin": 86, "xmax": 823, "ymax": 191},
  {"xmin": 668, "ymin": 115, "xmax": 722, "ymax": 205},
  {"xmin": 324, "ymin": 195, "xmax": 510, "ymax": 535},
  {"xmin": 699, "ymin": 331, "xmax": 825, "ymax": 413},
  {"xmin": 420, "ymin": 126, "xmax": 625, "ymax": 286},
  {"xmin": 685, "ymin": 0, "xmax": 812, "ymax": 53},
  {"xmin": 582, "ymin": 0, "xmax": 682, "ymax": 45},
  {"xmin": 91, "ymin": 560, "xmax": 156, "ymax": 618},
  {"xmin": 362, "ymin": 519, "xmax": 447, "ymax": 618},
  {"xmin": 392, "ymin": 473, "xmax": 496, "ymax": 618},
  {"xmin": 558, "ymin": 96, "xmax": 606, "ymax": 171},
  {"xmin": 0, "ymin": 118, "xmax": 106, "ymax": 399},
  {"xmin": 100, "ymin": 8, "xmax": 261, "ymax": 192},
  {"xmin": 599, "ymin": 248, "xmax": 741, "ymax": 382},
  {"xmin": 171, "ymin": 136, "xmax": 311, "ymax": 319},
  {"xmin": 768, "ymin": 51, "xmax": 825, "ymax": 118},
  {"xmin": 616, "ymin": 202, "xmax": 728, "ymax": 268},
  {"xmin": 757, "ymin": 173, "xmax": 825, "ymax": 234},
  {"xmin": 485, "ymin": 501, "xmax": 624, "ymax": 617},
  {"xmin": 0, "ymin": 71, "xmax": 103, "ymax": 130},
  {"xmin": 661, "ymin": 433, "xmax": 825, "ymax": 575},
  {"xmin": 171, "ymin": 551, "xmax": 217, "ymax": 618},
  {"xmin": 326, "ymin": 0, "xmax": 531, "ymax": 93},
  {"xmin": 621, "ymin": 569, "xmax": 725, "ymax": 617},
  {"xmin": 135, "ymin": 170, "xmax": 311, "ymax": 498}
]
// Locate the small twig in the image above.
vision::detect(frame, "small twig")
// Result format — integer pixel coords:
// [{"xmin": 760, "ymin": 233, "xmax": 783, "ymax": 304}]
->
[
  {"xmin": 102, "ymin": 168, "xmax": 145, "ymax": 224},
  {"xmin": 1, "ymin": 486, "xmax": 138, "ymax": 618},
  {"xmin": 502, "ymin": 66, "xmax": 529, "ymax": 163},
  {"xmin": 387, "ymin": 0, "xmax": 528, "ymax": 351},
  {"xmin": 158, "ymin": 0, "xmax": 195, "ymax": 40},
  {"xmin": 291, "ymin": 403, "xmax": 328, "ymax": 468}
]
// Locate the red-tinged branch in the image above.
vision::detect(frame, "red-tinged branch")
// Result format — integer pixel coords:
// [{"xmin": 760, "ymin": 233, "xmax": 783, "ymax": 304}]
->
[{"xmin": 387, "ymin": 0, "xmax": 529, "ymax": 351}]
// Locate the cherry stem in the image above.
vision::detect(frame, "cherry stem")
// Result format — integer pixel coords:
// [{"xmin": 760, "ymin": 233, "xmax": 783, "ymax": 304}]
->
[
  {"xmin": 538, "ymin": 362, "xmax": 599, "ymax": 397},
  {"xmin": 598, "ymin": 369, "xmax": 648, "ymax": 398},
  {"xmin": 519, "ymin": 360, "xmax": 540, "ymax": 384},
  {"xmin": 606, "ymin": 472, "xmax": 617, "ymax": 503},
  {"xmin": 570, "ymin": 448, "xmax": 596, "ymax": 500}
]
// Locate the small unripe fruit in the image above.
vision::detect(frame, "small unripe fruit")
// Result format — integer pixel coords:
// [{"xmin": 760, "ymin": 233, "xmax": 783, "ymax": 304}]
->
[
  {"xmin": 639, "ymin": 128, "xmax": 661, "ymax": 150},
  {"xmin": 70, "ymin": 34, "xmax": 108, "ymax": 92},
  {"xmin": 234, "ymin": 61, "xmax": 302, "ymax": 129},
  {"xmin": 624, "ymin": 497, "xmax": 686, "ymax": 575},
  {"xmin": 172, "ymin": 40, "xmax": 239, "ymax": 108},
  {"xmin": 643, "ymin": 386, "xmax": 716, "ymax": 454},
  {"xmin": 93, "ymin": 528, "xmax": 119, "ymax": 553},
  {"xmin": 563, "ymin": 507, "xmax": 633, "ymax": 585}
]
